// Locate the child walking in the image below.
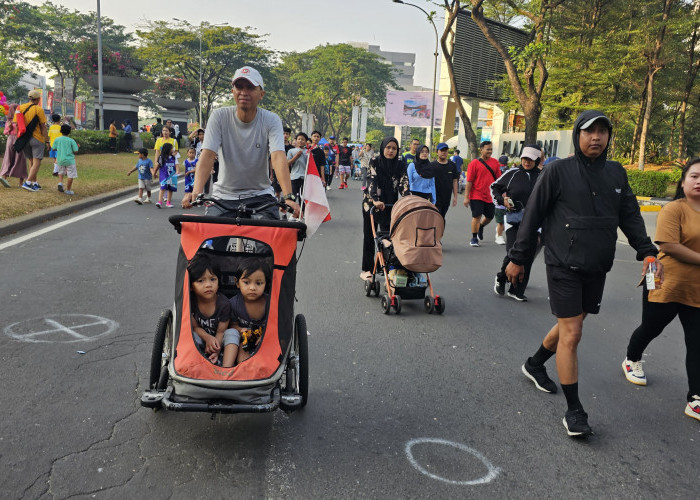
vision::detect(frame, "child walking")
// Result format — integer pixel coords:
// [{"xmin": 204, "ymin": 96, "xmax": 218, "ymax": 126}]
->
[
  {"xmin": 183, "ymin": 147, "xmax": 197, "ymax": 198},
  {"xmin": 188, "ymin": 254, "xmax": 231, "ymax": 364},
  {"xmin": 53, "ymin": 124, "xmax": 79, "ymax": 195},
  {"xmin": 127, "ymin": 147, "xmax": 154, "ymax": 204},
  {"xmin": 155, "ymin": 142, "xmax": 178, "ymax": 208},
  {"xmin": 223, "ymin": 258, "xmax": 271, "ymax": 367},
  {"xmin": 48, "ymin": 114, "xmax": 61, "ymax": 176}
]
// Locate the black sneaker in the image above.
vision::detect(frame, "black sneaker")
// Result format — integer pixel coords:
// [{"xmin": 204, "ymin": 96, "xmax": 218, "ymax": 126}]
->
[
  {"xmin": 522, "ymin": 359, "xmax": 558, "ymax": 393},
  {"xmin": 478, "ymin": 225, "xmax": 484, "ymax": 240},
  {"xmin": 563, "ymin": 408, "xmax": 593, "ymax": 437},
  {"xmin": 507, "ymin": 290, "xmax": 527, "ymax": 302},
  {"xmin": 494, "ymin": 276, "xmax": 505, "ymax": 296}
]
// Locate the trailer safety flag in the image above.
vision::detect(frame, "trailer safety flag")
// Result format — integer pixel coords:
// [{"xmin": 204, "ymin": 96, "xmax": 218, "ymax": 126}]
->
[{"xmin": 301, "ymin": 151, "xmax": 331, "ymax": 237}]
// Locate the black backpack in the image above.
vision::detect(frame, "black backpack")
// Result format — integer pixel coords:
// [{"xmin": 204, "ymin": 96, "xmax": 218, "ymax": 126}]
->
[{"xmin": 13, "ymin": 104, "xmax": 41, "ymax": 153}]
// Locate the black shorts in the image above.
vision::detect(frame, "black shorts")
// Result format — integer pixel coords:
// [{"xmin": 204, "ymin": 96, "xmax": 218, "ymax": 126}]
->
[
  {"xmin": 546, "ymin": 265, "xmax": 607, "ymax": 318},
  {"xmin": 469, "ymin": 199, "xmax": 495, "ymax": 219}
]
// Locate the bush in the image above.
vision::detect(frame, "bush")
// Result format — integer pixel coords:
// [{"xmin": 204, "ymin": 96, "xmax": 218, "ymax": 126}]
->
[
  {"xmin": 0, "ymin": 132, "xmax": 6, "ymax": 154},
  {"xmin": 140, "ymin": 132, "xmax": 155, "ymax": 149},
  {"xmin": 626, "ymin": 170, "xmax": 673, "ymax": 197}
]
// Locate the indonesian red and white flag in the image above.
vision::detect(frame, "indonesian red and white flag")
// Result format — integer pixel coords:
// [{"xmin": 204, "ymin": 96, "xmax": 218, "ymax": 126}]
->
[{"xmin": 301, "ymin": 151, "xmax": 331, "ymax": 237}]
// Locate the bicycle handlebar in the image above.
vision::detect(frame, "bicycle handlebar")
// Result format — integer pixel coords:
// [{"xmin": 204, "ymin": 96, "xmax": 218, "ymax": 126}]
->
[{"xmin": 193, "ymin": 194, "xmax": 294, "ymax": 215}]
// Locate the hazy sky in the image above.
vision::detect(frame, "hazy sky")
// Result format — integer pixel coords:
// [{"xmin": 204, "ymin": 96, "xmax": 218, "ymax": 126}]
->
[{"xmin": 30, "ymin": 0, "xmax": 445, "ymax": 88}]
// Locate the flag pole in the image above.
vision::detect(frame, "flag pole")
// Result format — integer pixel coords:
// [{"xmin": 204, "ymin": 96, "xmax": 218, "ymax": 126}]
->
[{"xmin": 299, "ymin": 148, "xmax": 310, "ymax": 220}]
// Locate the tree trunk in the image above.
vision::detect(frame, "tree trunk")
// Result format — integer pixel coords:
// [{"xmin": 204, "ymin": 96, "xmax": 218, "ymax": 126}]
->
[
  {"xmin": 637, "ymin": 0, "xmax": 673, "ymax": 171},
  {"xmin": 523, "ymin": 100, "xmax": 541, "ymax": 145},
  {"xmin": 441, "ymin": 2, "xmax": 479, "ymax": 159},
  {"xmin": 668, "ymin": 104, "xmax": 679, "ymax": 160},
  {"xmin": 630, "ymin": 75, "xmax": 648, "ymax": 162},
  {"xmin": 637, "ymin": 71, "xmax": 655, "ymax": 171},
  {"xmin": 678, "ymin": 19, "xmax": 700, "ymax": 160}
]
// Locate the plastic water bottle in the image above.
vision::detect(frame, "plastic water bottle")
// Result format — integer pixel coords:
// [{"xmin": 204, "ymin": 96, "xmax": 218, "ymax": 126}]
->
[{"xmin": 644, "ymin": 256, "xmax": 661, "ymax": 290}]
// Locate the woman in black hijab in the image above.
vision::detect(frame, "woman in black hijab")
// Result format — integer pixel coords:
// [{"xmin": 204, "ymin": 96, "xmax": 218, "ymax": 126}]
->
[{"xmin": 360, "ymin": 137, "xmax": 410, "ymax": 281}]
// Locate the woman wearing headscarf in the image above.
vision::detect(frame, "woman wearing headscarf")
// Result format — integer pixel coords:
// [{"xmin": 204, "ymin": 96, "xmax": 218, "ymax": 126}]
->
[
  {"xmin": 407, "ymin": 144, "xmax": 437, "ymax": 203},
  {"xmin": 1, "ymin": 103, "xmax": 28, "ymax": 187},
  {"xmin": 360, "ymin": 136, "xmax": 410, "ymax": 281},
  {"xmin": 491, "ymin": 144, "xmax": 543, "ymax": 301}
]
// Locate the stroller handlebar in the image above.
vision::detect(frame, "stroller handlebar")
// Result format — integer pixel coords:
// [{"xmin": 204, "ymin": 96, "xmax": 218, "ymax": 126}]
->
[{"xmin": 193, "ymin": 194, "xmax": 295, "ymax": 216}]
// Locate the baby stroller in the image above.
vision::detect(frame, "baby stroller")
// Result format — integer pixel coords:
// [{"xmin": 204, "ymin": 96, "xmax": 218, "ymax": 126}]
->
[
  {"xmin": 141, "ymin": 197, "xmax": 309, "ymax": 414},
  {"xmin": 352, "ymin": 160, "xmax": 362, "ymax": 181},
  {"xmin": 364, "ymin": 195, "xmax": 445, "ymax": 314}
]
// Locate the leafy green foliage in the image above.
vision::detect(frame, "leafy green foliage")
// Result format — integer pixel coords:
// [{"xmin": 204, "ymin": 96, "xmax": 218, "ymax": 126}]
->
[
  {"xmin": 136, "ymin": 21, "xmax": 272, "ymax": 126},
  {"xmin": 265, "ymin": 44, "xmax": 398, "ymax": 138},
  {"xmin": 626, "ymin": 170, "xmax": 674, "ymax": 197}
]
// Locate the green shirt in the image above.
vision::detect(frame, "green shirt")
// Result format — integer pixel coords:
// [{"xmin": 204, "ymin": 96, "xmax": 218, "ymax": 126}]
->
[{"xmin": 53, "ymin": 135, "xmax": 79, "ymax": 166}]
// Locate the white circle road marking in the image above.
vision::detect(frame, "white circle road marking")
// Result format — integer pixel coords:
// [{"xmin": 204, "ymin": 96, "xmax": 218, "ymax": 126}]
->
[
  {"xmin": 4, "ymin": 314, "xmax": 119, "ymax": 343},
  {"xmin": 405, "ymin": 438, "xmax": 501, "ymax": 486}
]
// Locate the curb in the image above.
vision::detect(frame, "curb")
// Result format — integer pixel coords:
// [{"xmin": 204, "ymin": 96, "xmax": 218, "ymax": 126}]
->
[
  {"xmin": 636, "ymin": 195, "xmax": 669, "ymax": 213},
  {"xmin": 0, "ymin": 185, "xmax": 137, "ymax": 238}
]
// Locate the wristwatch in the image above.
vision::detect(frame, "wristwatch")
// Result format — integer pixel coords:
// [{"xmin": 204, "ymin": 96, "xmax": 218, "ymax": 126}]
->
[{"xmin": 282, "ymin": 193, "xmax": 294, "ymax": 201}]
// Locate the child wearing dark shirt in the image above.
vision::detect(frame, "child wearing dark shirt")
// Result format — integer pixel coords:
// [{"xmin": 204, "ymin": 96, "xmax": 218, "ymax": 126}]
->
[
  {"xmin": 223, "ymin": 258, "xmax": 271, "ymax": 367},
  {"xmin": 188, "ymin": 254, "xmax": 230, "ymax": 363},
  {"xmin": 156, "ymin": 142, "xmax": 178, "ymax": 208}
]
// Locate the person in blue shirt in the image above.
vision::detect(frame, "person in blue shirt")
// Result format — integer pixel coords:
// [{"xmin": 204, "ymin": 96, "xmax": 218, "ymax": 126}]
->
[
  {"xmin": 450, "ymin": 149, "xmax": 464, "ymax": 171},
  {"xmin": 407, "ymin": 144, "xmax": 436, "ymax": 203},
  {"xmin": 127, "ymin": 147, "xmax": 154, "ymax": 204},
  {"xmin": 122, "ymin": 119, "xmax": 133, "ymax": 152}
]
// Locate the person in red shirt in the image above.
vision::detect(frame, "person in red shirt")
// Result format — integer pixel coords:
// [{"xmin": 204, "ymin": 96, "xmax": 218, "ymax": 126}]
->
[{"xmin": 463, "ymin": 141, "xmax": 501, "ymax": 247}]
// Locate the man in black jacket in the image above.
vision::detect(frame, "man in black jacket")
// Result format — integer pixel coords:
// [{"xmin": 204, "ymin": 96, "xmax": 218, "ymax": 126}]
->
[{"xmin": 506, "ymin": 110, "xmax": 663, "ymax": 437}]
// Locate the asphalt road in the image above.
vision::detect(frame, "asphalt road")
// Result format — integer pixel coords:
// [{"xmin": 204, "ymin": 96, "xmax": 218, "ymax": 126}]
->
[{"xmin": 0, "ymin": 180, "xmax": 696, "ymax": 499}]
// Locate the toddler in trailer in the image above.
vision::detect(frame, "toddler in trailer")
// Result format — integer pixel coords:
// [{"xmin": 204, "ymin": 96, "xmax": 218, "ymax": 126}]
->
[
  {"xmin": 183, "ymin": 147, "xmax": 197, "ymax": 197},
  {"xmin": 156, "ymin": 142, "xmax": 179, "ymax": 208},
  {"xmin": 222, "ymin": 258, "xmax": 272, "ymax": 368},
  {"xmin": 188, "ymin": 254, "xmax": 231, "ymax": 363},
  {"xmin": 127, "ymin": 147, "xmax": 154, "ymax": 204}
]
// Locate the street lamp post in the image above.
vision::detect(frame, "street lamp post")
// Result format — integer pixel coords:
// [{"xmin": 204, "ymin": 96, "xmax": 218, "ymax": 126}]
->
[
  {"xmin": 96, "ymin": 0, "xmax": 104, "ymax": 131},
  {"xmin": 393, "ymin": 0, "xmax": 439, "ymax": 150}
]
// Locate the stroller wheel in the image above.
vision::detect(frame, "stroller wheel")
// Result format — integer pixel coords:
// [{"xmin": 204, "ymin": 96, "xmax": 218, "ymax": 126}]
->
[
  {"xmin": 435, "ymin": 296, "xmax": 445, "ymax": 314},
  {"xmin": 373, "ymin": 280, "xmax": 381, "ymax": 296},
  {"xmin": 149, "ymin": 308, "xmax": 173, "ymax": 390},
  {"xmin": 424, "ymin": 295, "xmax": 435, "ymax": 314},
  {"xmin": 393, "ymin": 295, "xmax": 402, "ymax": 314},
  {"xmin": 364, "ymin": 279, "xmax": 374, "ymax": 297},
  {"xmin": 381, "ymin": 294, "xmax": 391, "ymax": 314}
]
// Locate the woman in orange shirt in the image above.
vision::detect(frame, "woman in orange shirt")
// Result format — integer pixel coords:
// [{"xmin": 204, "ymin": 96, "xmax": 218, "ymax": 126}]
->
[
  {"xmin": 108, "ymin": 120, "xmax": 117, "ymax": 154},
  {"xmin": 623, "ymin": 158, "xmax": 700, "ymax": 423}
]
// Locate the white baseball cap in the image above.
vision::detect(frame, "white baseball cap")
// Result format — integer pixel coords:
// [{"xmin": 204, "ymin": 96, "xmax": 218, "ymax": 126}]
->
[{"xmin": 232, "ymin": 66, "xmax": 264, "ymax": 90}]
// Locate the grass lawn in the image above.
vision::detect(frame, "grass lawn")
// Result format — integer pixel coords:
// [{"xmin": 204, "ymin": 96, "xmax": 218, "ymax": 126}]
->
[{"xmin": 0, "ymin": 152, "xmax": 141, "ymax": 221}]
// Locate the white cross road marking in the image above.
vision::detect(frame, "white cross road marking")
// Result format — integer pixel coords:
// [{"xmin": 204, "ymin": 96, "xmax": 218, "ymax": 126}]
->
[{"xmin": 4, "ymin": 314, "xmax": 119, "ymax": 343}]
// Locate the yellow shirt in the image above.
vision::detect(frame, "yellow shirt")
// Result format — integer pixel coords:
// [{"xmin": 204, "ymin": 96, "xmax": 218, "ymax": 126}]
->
[
  {"xmin": 48, "ymin": 123, "xmax": 62, "ymax": 148},
  {"xmin": 154, "ymin": 137, "xmax": 178, "ymax": 154},
  {"xmin": 109, "ymin": 123, "xmax": 117, "ymax": 138},
  {"xmin": 15, "ymin": 102, "xmax": 47, "ymax": 142},
  {"xmin": 649, "ymin": 198, "xmax": 700, "ymax": 308}
]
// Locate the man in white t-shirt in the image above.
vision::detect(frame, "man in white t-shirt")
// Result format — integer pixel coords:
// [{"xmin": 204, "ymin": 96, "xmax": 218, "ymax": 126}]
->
[{"xmin": 182, "ymin": 66, "xmax": 300, "ymax": 219}]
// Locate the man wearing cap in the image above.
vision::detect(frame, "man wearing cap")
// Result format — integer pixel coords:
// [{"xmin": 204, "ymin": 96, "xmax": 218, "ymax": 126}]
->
[
  {"xmin": 463, "ymin": 140, "xmax": 500, "ymax": 247},
  {"xmin": 182, "ymin": 66, "xmax": 299, "ymax": 219},
  {"xmin": 506, "ymin": 110, "xmax": 662, "ymax": 437},
  {"xmin": 433, "ymin": 142, "xmax": 460, "ymax": 221},
  {"xmin": 16, "ymin": 89, "xmax": 48, "ymax": 191}
]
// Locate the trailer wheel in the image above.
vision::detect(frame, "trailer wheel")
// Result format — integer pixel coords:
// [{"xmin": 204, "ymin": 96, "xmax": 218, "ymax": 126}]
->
[
  {"xmin": 281, "ymin": 314, "xmax": 309, "ymax": 411},
  {"xmin": 149, "ymin": 309, "xmax": 173, "ymax": 390}
]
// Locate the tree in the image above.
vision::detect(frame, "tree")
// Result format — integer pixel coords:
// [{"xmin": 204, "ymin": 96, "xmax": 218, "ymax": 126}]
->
[
  {"xmin": 266, "ymin": 44, "xmax": 398, "ymax": 138},
  {"xmin": 0, "ymin": 58, "xmax": 26, "ymax": 104},
  {"xmin": 136, "ymin": 21, "xmax": 272, "ymax": 126},
  {"xmin": 676, "ymin": 0, "xmax": 700, "ymax": 159},
  {"xmin": 441, "ymin": 1, "xmax": 480, "ymax": 159},
  {"xmin": 637, "ymin": 0, "xmax": 675, "ymax": 170},
  {"xmin": 0, "ymin": 1, "xmax": 131, "ymax": 103},
  {"xmin": 469, "ymin": 0, "xmax": 564, "ymax": 145}
]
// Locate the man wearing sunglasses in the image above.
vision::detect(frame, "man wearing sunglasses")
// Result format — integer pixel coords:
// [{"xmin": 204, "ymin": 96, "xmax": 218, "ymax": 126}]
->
[{"xmin": 182, "ymin": 66, "xmax": 300, "ymax": 219}]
